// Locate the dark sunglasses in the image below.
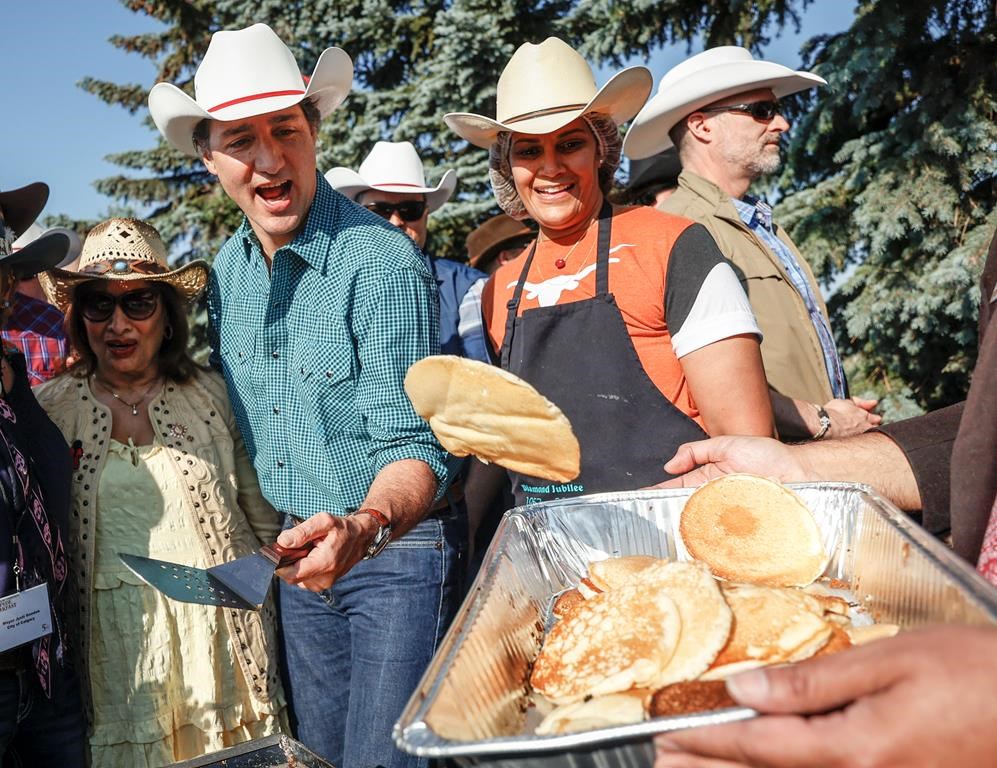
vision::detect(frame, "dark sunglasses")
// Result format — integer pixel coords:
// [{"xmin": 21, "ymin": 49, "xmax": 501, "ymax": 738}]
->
[
  {"xmin": 699, "ymin": 100, "xmax": 781, "ymax": 121},
  {"xmin": 79, "ymin": 287, "xmax": 161, "ymax": 323},
  {"xmin": 364, "ymin": 200, "xmax": 427, "ymax": 223}
]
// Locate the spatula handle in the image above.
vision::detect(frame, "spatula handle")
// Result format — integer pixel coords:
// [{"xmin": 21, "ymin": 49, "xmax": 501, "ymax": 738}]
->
[{"xmin": 261, "ymin": 542, "xmax": 313, "ymax": 568}]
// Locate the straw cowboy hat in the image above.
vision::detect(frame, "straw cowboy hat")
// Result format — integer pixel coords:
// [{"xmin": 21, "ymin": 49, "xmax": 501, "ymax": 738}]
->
[
  {"xmin": 325, "ymin": 141, "xmax": 457, "ymax": 212},
  {"xmin": 14, "ymin": 223, "xmax": 83, "ymax": 269},
  {"xmin": 0, "ymin": 181, "xmax": 73, "ymax": 277},
  {"xmin": 39, "ymin": 218, "xmax": 209, "ymax": 314},
  {"xmin": 444, "ymin": 37, "xmax": 652, "ymax": 149},
  {"xmin": 623, "ymin": 46, "xmax": 826, "ymax": 159},
  {"xmin": 149, "ymin": 23, "xmax": 354, "ymax": 156}
]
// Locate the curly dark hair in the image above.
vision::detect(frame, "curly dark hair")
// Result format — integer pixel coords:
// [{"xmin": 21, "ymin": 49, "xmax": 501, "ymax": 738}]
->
[{"xmin": 65, "ymin": 281, "xmax": 200, "ymax": 384}]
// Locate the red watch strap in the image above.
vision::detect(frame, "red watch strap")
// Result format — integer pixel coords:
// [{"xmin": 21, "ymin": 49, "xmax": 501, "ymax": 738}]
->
[{"xmin": 357, "ymin": 508, "xmax": 390, "ymax": 528}]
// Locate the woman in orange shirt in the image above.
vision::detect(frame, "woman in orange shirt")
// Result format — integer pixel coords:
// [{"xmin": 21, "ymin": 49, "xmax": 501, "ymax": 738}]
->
[{"xmin": 445, "ymin": 38, "xmax": 773, "ymax": 506}]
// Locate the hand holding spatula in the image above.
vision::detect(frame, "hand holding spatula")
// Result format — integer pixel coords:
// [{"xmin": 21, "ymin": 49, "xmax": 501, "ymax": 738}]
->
[{"xmin": 118, "ymin": 541, "xmax": 311, "ymax": 611}]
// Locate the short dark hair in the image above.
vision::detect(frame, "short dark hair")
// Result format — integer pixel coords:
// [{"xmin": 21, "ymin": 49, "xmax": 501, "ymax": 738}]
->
[
  {"xmin": 191, "ymin": 98, "xmax": 321, "ymax": 155},
  {"xmin": 66, "ymin": 281, "xmax": 200, "ymax": 384},
  {"xmin": 669, "ymin": 121, "xmax": 691, "ymax": 161}
]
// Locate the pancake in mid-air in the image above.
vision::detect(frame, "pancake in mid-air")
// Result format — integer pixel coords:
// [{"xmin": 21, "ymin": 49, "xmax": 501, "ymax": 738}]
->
[{"xmin": 404, "ymin": 355, "xmax": 580, "ymax": 482}]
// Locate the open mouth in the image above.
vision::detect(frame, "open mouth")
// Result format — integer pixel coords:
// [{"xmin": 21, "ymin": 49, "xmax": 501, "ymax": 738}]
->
[
  {"xmin": 107, "ymin": 339, "xmax": 137, "ymax": 354},
  {"xmin": 256, "ymin": 180, "xmax": 292, "ymax": 202},
  {"xmin": 535, "ymin": 182, "xmax": 574, "ymax": 198}
]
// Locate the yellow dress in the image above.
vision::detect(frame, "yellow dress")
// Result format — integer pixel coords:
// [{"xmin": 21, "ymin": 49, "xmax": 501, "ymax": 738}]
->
[{"xmin": 89, "ymin": 439, "xmax": 283, "ymax": 767}]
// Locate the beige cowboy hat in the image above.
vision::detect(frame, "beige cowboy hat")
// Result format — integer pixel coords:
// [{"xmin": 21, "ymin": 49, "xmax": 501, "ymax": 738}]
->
[
  {"xmin": 325, "ymin": 141, "xmax": 457, "ymax": 212},
  {"xmin": 149, "ymin": 23, "xmax": 354, "ymax": 156},
  {"xmin": 623, "ymin": 46, "xmax": 826, "ymax": 159},
  {"xmin": 444, "ymin": 37, "xmax": 652, "ymax": 149},
  {"xmin": 39, "ymin": 218, "xmax": 209, "ymax": 314}
]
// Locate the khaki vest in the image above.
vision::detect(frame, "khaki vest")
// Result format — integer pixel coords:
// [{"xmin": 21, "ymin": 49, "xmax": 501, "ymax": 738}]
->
[{"xmin": 661, "ymin": 171, "xmax": 837, "ymax": 421}]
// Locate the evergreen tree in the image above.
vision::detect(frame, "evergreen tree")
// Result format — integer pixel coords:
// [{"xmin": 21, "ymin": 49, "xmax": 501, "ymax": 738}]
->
[
  {"xmin": 775, "ymin": 0, "xmax": 996, "ymax": 416},
  {"xmin": 82, "ymin": 0, "xmax": 807, "ymax": 261},
  {"xmin": 79, "ymin": 0, "xmax": 994, "ymax": 410}
]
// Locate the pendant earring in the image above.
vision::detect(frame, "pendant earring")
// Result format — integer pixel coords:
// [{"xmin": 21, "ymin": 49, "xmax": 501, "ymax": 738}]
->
[{"xmin": 163, "ymin": 324, "xmax": 174, "ymax": 340}]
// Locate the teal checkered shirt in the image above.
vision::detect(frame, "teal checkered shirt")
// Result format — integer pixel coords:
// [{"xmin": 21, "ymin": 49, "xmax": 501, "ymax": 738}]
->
[{"xmin": 207, "ymin": 174, "xmax": 453, "ymax": 519}]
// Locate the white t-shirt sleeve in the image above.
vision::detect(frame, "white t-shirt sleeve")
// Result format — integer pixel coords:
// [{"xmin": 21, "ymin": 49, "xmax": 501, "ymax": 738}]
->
[
  {"xmin": 670, "ymin": 262, "xmax": 761, "ymax": 358},
  {"xmin": 664, "ymin": 223, "xmax": 762, "ymax": 359}
]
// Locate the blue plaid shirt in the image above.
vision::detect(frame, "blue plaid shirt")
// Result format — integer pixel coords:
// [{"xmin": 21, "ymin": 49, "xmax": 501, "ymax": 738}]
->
[
  {"xmin": 208, "ymin": 174, "xmax": 454, "ymax": 518},
  {"xmin": 733, "ymin": 196, "xmax": 847, "ymax": 399}
]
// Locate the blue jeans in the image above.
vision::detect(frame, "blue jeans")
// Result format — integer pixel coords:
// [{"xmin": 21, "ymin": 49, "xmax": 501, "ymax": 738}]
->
[
  {"xmin": 0, "ymin": 662, "xmax": 86, "ymax": 767},
  {"xmin": 279, "ymin": 509, "xmax": 466, "ymax": 768}
]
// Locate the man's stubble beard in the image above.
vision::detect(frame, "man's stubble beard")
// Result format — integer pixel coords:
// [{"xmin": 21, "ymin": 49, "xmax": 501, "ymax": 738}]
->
[{"xmin": 718, "ymin": 120, "xmax": 783, "ymax": 179}]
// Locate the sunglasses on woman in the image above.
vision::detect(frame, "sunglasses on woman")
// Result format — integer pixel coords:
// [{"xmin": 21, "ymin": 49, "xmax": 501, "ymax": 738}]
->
[
  {"xmin": 698, "ymin": 100, "xmax": 781, "ymax": 121},
  {"xmin": 79, "ymin": 288, "xmax": 161, "ymax": 323},
  {"xmin": 364, "ymin": 200, "xmax": 427, "ymax": 223}
]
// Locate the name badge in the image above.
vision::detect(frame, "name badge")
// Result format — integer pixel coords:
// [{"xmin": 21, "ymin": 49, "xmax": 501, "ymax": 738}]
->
[{"xmin": 0, "ymin": 583, "xmax": 52, "ymax": 653}]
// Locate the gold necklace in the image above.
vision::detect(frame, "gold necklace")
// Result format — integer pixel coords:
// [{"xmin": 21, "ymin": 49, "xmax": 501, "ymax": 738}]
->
[{"xmin": 95, "ymin": 377, "xmax": 162, "ymax": 417}]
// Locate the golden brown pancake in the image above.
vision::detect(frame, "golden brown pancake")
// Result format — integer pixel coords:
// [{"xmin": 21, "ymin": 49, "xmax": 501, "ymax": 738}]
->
[
  {"xmin": 846, "ymin": 623, "xmax": 900, "ymax": 645},
  {"xmin": 535, "ymin": 690, "xmax": 648, "ymax": 735},
  {"xmin": 645, "ymin": 561, "xmax": 733, "ymax": 688},
  {"xmin": 530, "ymin": 577, "xmax": 681, "ymax": 705},
  {"xmin": 648, "ymin": 680, "xmax": 736, "ymax": 718},
  {"xmin": 404, "ymin": 355, "xmax": 580, "ymax": 482},
  {"xmin": 551, "ymin": 588, "xmax": 585, "ymax": 619},
  {"xmin": 813, "ymin": 622, "xmax": 853, "ymax": 657},
  {"xmin": 679, "ymin": 474, "xmax": 829, "ymax": 587},
  {"xmin": 587, "ymin": 555, "xmax": 665, "ymax": 592},
  {"xmin": 702, "ymin": 583, "xmax": 832, "ymax": 680}
]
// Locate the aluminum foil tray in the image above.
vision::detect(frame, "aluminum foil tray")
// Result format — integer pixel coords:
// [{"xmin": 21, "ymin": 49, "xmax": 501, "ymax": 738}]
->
[
  {"xmin": 395, "ymin": 484, "xmax": 997, "ymax": 767},
  {"xmin": 167, "ymin": 734, "xmax": 333, "ymax": 768}
]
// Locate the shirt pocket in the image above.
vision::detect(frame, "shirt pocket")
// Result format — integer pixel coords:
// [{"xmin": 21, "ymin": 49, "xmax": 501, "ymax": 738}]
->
[
  {"xmin": 218, "ymin": 324, "xmax": 258, "ymax": 395},
  {"xmin": 292, "ymin": 341, "xmax": 360, "ymax": 440}
]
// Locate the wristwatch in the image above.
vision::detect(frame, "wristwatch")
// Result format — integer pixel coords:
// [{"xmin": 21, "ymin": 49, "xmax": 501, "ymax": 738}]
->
[
  {"xmin": 352, "ymin": 508, "xmax": 392, "ymax": 560},
  {"xmin": 811, "ymin": 403, "xmax": 832, "ymax": 441}
]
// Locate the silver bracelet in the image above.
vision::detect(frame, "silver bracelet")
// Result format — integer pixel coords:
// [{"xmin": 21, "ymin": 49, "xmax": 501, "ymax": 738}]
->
[{"xmin": 811, "ymin": 403, "xmax": 831, "ymax": 440}]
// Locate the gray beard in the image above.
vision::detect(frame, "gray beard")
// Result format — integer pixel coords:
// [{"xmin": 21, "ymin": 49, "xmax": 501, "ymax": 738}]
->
[
  {"xmin": 746, "ymin": 148, "xmax": 783, "ymax": 176},
  {"xmin": 719, "ymin": 131, "xmax": 783, "ymax": 178}
]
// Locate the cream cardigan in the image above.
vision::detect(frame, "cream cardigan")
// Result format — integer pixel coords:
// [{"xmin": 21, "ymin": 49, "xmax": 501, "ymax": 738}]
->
[{"xmin": 37, "ymin": 369, "xmax": 285, "ymax": 723}]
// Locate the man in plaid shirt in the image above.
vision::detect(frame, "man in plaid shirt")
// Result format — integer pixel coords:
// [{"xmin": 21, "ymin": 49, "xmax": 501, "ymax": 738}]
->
[
  {"xmin": 0, "ymin": 290, "xmax": 67, "ymax": 385},
  {"xmin": 3, "ymin": 224, "xmax": 78, "ymax": 384},
  {"xmin": 149, "ymin": 24, "xmax": 462, "ymax": 768}
]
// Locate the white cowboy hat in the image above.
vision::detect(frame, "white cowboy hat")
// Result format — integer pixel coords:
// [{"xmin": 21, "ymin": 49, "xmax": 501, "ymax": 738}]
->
[
  {"xmin": 444, "ymin": 37, "xmax": 652, "ymax": 149},
  {"xmin": 324, "ymin": 141, "xmax": 457, "ymax": 212},
  {"xmin": 14, "ymin": 223, "xmax": 83, "ymax": 268},
  {"xmin": 149, "ymin": 23, "xmax": 354, "ymax": 157},
  {"xmin": 39, "ymin": 218, "xmax": 209, "ymax": 314},
  {"xmin": 623, "ymin": 46, "xmax": 826, "ymax": 159}
]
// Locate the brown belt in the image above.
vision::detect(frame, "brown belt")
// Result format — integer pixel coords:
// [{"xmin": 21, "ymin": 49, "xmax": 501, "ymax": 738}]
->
[{"xmin": 429, "ymin": 478, "xmax": 464, "ymax": 514}]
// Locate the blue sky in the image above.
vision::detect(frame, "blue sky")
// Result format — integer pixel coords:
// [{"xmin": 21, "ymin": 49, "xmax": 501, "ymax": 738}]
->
[{"xmin": 4, "ymin": 1, "xmax": 856, "ymax": 225}]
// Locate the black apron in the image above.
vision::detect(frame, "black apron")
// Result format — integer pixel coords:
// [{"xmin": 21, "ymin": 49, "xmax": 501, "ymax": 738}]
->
[{"xmin": 500, "ymin": 202, "xmax": 708, "ymax": 506}]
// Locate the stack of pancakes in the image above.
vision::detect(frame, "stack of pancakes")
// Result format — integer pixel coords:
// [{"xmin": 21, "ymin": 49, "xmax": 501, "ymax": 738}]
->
[{"xmin": 531, "ymin": 474, "xmax": 897, "ymax": 735}]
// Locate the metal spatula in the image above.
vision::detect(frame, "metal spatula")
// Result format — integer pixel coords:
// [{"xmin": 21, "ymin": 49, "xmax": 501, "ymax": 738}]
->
[{"xmin": 118, "ymin": 543, "xmax": 310, "ymax": 610}]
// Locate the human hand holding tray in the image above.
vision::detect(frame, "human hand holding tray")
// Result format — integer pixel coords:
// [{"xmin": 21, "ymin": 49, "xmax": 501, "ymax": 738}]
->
[{"xmin": 118, "ymin": 542, "xmax": 311, "ymax": 610}]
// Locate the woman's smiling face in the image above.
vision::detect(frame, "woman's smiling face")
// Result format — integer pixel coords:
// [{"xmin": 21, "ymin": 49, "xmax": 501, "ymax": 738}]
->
[{"xmin": 509, "ymin": 118, "xmax": 604, "ymax": 239}]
